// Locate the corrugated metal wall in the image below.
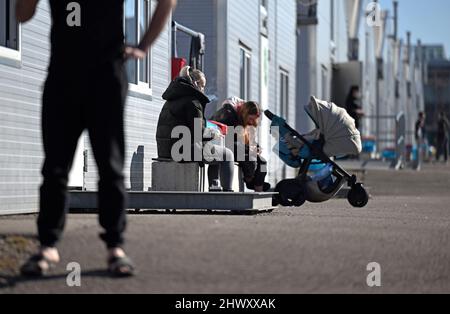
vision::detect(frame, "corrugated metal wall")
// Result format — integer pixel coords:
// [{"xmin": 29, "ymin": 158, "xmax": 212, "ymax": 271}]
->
[
  {"xmin": 269, "ymin": 0, "xmax": 298, "ymax": 183},
  {"xmin": 0, "ymin": 0, "xmax": 172, "ymax": 214},
  {"xmin": 226, "ymin": 0, "xmax": 260, "ymax": 101},
  {"xmin": 0, "ymin": 1, "xmax": 51, "ymax": 214},
  {"xmin": 85, "ymin": 0, "xmax": 172, "ymax": 192}
]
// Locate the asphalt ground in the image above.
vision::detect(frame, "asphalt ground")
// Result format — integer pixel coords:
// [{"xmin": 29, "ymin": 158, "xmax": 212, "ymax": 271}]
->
[{"xmin": 0, "ymin": 164, "xmax": 449, "ymax": 293}]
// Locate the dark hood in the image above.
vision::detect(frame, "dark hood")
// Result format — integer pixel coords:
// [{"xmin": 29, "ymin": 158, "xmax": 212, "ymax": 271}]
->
[{"xmin": 162, "ymin": 77, "xmax": 210, "ymax": 106}]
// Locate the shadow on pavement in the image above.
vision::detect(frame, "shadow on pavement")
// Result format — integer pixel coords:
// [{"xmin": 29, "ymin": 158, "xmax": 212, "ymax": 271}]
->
[
  {"xmin": 69, "ymin": 209, "xmax": 269, "ymax": 216},
  {"xmin": 0, "ymin": 269, "xmax": 124, "ymax": 290}
]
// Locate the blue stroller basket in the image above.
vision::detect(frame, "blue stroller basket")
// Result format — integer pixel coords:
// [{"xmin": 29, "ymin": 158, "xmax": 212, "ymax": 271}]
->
[{"xmin": 265, "ymin": 110, "xmax": 369, "ymax": 208}]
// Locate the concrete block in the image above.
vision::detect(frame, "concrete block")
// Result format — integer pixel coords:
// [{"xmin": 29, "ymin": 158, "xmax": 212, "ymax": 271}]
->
[{"xmin": 152, "ymin": 161, "xmax": 203, "ymax": 192}]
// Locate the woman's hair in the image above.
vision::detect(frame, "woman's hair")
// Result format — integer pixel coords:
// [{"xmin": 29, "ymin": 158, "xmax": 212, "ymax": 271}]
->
[
  {"xmin": 238, "ymin": 101, "xmax": 261, "ymax": 127},
  {"xmin": 179, "ymin": 66, "xmax": 206, "ymax": 91},
  {"xmin": 348, "ymin": 85, "xmax": 360, "ymax": 98},
  {"xmin": 346, "ymin": 85, "xmax": 360, "ymax": 105}
]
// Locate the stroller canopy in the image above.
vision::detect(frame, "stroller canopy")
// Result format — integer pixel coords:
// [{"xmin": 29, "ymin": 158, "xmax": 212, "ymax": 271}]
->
[{"xmin": 305, "ymin": 96, "xmax": 362, "ymax": 157}]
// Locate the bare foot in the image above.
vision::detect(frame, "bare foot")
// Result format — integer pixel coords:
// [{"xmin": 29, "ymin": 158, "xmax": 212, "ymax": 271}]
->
[
  {"xmin": 108, "ymin": 247, "xmax": 126, "ymax": 259},
  {"xmin": 39, "ymin": 247, "xmax": 60, "ymax": 268}
]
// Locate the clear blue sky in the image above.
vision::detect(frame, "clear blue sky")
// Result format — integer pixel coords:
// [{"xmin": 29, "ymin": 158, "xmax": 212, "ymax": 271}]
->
[{"xmin": 379, "ymin": 0, "xmax": 450, "ymax": 56}]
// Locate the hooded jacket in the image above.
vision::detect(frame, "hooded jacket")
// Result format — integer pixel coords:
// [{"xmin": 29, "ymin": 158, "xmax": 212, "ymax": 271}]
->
[
  {"xmin": 211, "ymin": 97, "xmax": 244, "ymax": 127},
  {"xmin": 211, "ymin": 97, "xmax": 256, "ymax": 156},
  {"xmin": 156, "ymin": 77, "xmax": 210, "ymax": 159}
]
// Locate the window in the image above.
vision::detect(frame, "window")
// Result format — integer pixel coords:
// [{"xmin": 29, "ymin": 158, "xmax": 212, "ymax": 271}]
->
[
  {"xmin": 124, "ymin": 0, "xmax": 151, "ymax": 91},
  {"xmin": 240, "ymin": 46, "xmax": 251, "ymax": 100},
  {"xmin": 280, "ymin": 69, "xmax": 289, "ymax": 117},
  {"xmin": 0, "ymin": 0, "xmax": 21, "ymax": 65},
  {"xmin": 260, "ymin": 0, "xmax": 268, "ymax": 36},
  {"xmin": 298, "ymin": 0, "xmax": 318, "ymax": 25},
  {"xmin": 308, "ymin": 1, "xmax": 317, "ymax": 18},
  {"xmin": 0, "ymin": 0, "xmax": 18, "ymax": 50}
]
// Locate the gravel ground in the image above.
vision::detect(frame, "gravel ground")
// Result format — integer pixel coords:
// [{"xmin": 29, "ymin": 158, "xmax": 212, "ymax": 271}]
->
[{"xmin": 0, "ymin": 235, "xmax": 39, "ymax": 285}]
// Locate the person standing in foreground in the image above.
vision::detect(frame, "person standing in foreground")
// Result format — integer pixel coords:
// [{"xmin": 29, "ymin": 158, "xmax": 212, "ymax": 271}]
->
[{"xmin": 17, "ymin": 0, "xmax": 177, "ymax": 277}]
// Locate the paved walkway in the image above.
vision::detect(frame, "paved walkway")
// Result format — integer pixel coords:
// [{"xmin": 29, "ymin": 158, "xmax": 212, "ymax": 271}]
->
[{"xmin": 1, "ymin": 164, "xmax": 449, "ymax": 293}]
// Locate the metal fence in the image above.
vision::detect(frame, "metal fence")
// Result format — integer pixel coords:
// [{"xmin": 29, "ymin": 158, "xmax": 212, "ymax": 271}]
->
[{"xmin": 362, "ymin": 112, "xmax": 406, "ymax": 169}]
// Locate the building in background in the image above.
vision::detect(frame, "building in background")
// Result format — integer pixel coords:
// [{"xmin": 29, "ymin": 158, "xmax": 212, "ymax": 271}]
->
[
  {"xmin": 296, "ymin": 0, "xmax": 350, "ymax": 134},
  {"xmin": 419, "ymin": 44, "xmax": 450, "ymax": 143},
  {"xmin": 0, "ymin": 0, "xmax": 430, "ymax": 215},
  {"xmin": 419, "ymin": 44, "xmax": 447, "ymax": 63},
  {"xmin": 297, "ymin": 0, "xmax": 425, "ymax": 159}
]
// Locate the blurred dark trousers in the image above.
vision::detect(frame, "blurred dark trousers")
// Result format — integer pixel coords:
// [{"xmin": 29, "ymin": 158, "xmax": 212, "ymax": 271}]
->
[
  {"xmin": 436, "ymin": 137, "xmax": 449, "ymax": 162},
  {"xmin": 38, "ymin": 60, "xmax": 128, "ymax": 249},
  {"xmin": 203, "ymin": 144, "xmax": 235, "ymax": 191},
  {"xmin": 239, "ymin": 156, "xmax": 268, "ymax": 187}
]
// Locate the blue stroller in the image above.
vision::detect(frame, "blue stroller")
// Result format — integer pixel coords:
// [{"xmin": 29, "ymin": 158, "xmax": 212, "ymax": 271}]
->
[{"xmin": 265, "ymin": 96, "xmax": 369, "ymax": 208}]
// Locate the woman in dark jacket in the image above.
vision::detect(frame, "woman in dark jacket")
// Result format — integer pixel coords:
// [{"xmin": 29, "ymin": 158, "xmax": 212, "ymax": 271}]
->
[
  {"xmin": 436, "ymin": 111, "xmax": 449, "ymax": 163},
  {"xmin": 345, "ymin": 85, "xmax": 364, "ymax": 130},
  {"xmin": 212, "ymin": 98, "xmax": 270, "ymax": 192},
  {"xmin": 156, "ymin": 66, "xmax": 235, "ymax": 191}
]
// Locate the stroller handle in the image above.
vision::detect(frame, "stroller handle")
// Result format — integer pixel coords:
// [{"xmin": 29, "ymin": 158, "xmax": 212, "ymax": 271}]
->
[
  {"xmin": 264, "ymin": 109, "xmax": 319, "ymax": 155},
  {"xmin": 264, "ymin": 110, "xmax": 276, "ymax": 121}
]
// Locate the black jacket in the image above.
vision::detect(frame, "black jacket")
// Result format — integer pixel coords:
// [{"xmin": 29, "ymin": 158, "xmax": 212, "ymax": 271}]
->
[
  {"xmin": 345, "ymin": 96, "xmax": 362, "ymax": 121},
  {"xmin": 438, "ymin": 117, "xmax": 450, "ymax": 140},
  {"xmin": 156, "ymin": 77, "xmax": 210, "ymax": 159},
  {"xmin": 211, "ymin": 103, "xmax": 256, "ymax": 157}
]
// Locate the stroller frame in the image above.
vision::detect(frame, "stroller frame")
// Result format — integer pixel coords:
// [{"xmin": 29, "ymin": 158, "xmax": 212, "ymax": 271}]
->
[{"xmin": 265, "ymin": 110, "xmax": 369, "ymax": 208}]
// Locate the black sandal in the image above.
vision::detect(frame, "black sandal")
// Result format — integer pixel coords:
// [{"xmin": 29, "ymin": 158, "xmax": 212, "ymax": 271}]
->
[
  {"xmin": 20, "ymin": 253, "xmax": 57, "ymax": 277},
  {"xmin": 107, "ymin": 255, "xmax": 135, "ymax": 277},
  {"xmin": 245, "ymin": 180, "xmax": 271, "ymax": 192}
]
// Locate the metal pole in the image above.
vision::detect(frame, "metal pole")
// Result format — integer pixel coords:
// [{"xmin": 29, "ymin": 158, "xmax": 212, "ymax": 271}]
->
[
  {"xmin": 376, "ymin": 58, "xmax": 381, "ymax": 154},
  {"xmin": 172, "ymin": 21, "xmax": 177, "ymax": 58},
  {"xmin": 393, "ymin": 0, "xmax": 399, "ymax": 144},
  {"xmin": 393, "ymin": 0, "xmax": 398, "ymax": 41}
]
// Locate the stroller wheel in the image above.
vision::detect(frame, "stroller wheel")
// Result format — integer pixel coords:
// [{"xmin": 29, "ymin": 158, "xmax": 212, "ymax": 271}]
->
[
  {"xmin": 293, "ymin": 197, "xmax": 306, "ymax": 207},
  {"xmin": 275, "ymin": 179, "xmax": 306, "ymax": 207},
  {"xmin": 272, "ymin": 196, "xmax": 280, "ymax": 207},
  {"xmin": 348, "ymin": 183, "xmax": 369, "ymax": 208}
]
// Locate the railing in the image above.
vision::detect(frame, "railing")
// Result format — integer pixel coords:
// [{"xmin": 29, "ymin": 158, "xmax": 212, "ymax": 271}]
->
[
  {"xmin": 362, "ymin": 112, "xmax": 406, "ymax": 169},
  {"xmin": 297, "ymin": 1, "xmax": 318, "ymax": 25},
  {"xmin": 172, "ymin": 21, "xmax": 205, "ymax": 71}
]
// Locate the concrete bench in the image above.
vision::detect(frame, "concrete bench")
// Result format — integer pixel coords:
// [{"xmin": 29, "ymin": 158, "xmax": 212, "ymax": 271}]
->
[
  {"xmin": 151, "ymin": 158, "xmax": 206, "ymax": 192},
  {"xmin": 151, "ymin": 158, "xmax": 244, "ymax": 192}
]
